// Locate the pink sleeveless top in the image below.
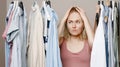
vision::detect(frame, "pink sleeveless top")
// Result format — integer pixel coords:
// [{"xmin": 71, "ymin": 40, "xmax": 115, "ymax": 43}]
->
[{"xmin": 60, "ymin": 40, "xmax": 91, "ymax": 67}]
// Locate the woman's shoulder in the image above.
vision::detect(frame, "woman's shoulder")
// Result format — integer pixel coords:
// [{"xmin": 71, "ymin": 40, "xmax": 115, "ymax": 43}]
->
[
  {"xmin": 84, "ymin": 39, "xmax": 88, "ymax": 43},
  {"xmin": 59, "ymin": 37, "xmax": 66, "ymax": 46},
  {"xmin": 84, "ymin": 39, "xmax": 92, "ymax": 51}
]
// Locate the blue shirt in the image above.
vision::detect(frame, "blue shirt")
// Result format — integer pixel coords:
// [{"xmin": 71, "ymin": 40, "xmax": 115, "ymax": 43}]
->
[{"xmin": 41, "ymin": 1, "xmax": 62, "ymax": 67}]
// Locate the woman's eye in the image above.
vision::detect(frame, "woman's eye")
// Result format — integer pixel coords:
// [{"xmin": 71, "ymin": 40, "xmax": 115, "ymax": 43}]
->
[
  {"xmin": 76, "ymin": 21, "xmax": 80, "ymax": 23},
  {"xmin": 68, "ymin": 21, "xmax": 72, "ymax": 23}
]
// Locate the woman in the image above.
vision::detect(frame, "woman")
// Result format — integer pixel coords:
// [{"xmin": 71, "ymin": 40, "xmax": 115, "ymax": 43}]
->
[{"xmin": 58, "ymin": 7, "xmax": 94, "ymax": 67}]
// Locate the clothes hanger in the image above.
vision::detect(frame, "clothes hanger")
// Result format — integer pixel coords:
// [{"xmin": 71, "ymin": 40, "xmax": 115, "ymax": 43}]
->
[
  {"xmin": 95, "ymin": 0, "xmax": 101, "ymax": 26},
  {"xmin": 45, "ymin": 0, "xmax": 51, "ymax": 7},
  {"xmin": 19, "ymin": 1, "xmax": 24, "ymax": 11},
  {"xmin": 110, "ymin": 0, "xmax": 112, "ymax": 8},
  {"xmin": 102, "ymin": 0, "xmax": 104, "ymax": 5},
  {"xmin": 33, "ymin": 0, "xmax": 37, "ymax": 6},
  {"xmin": 11, "ymin": 1, "xmax": 14, "ymax": 4},
  {"xmin": 98, "ymin": 1, "xmax": 100, "ymax": 5},
  {"xmin": 114, "ymin": 0, "xmax": 118, "ymax": 8},
  {"xmin": 115, "ymin": 1, "xmax": 117, "ymax": 8}
]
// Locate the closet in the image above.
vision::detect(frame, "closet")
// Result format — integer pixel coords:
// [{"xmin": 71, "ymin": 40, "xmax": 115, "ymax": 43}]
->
[{"xmin": 0, "ymin": 0, "xmax": 120, "ymax": 67}]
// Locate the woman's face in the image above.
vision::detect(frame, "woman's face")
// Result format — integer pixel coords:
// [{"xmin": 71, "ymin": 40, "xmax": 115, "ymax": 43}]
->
[{"xmin": 66, "ymin": 11, "xmax": 84, "ymax": 37}]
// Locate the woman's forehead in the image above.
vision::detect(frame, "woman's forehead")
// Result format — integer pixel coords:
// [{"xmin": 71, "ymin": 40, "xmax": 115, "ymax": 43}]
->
[{"xmin": 67, "ymin": 12, "xmax": 82, "ymax": 20}]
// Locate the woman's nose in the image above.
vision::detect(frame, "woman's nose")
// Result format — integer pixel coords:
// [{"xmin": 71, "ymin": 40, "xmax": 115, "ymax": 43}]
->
[{"xmin": 72, "ymin": 23, "xmax": 76, "ymax": 28}]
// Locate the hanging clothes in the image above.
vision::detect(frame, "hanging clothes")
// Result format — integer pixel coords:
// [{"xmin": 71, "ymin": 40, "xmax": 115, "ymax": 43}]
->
[
  {"xmin": 41, "ymin": 1, "xmax": 51, "ymax": 50},
  {"xmin": 92, "ymin": 1, "xmax": 120, "ymax": 67},
  {"xmin": 2, "ymin": 2, "xmax": 15, "ymax": 67},
  {"xmin": 91, "ymin": 3, "xmax": 106, "ymax": 67},
  {"xmin": 9, "ymin": 1, "xmax": 27, "ymax": 67},
  {"xmin": 101, "ymin": 4, "xmax": 109, "ymax": 67},
  {"xmin": 118, "ymin": 1, "xmax": 120, "ymax": 64},
  {"xmin": 112, "ymin": 1, "xmax": 119, "ymax": 67},
  {"xmin": 18, "ymin": 2, "xmax": 27, "ymax": 67},
  {"xmin": 27, "ymin": 1, "xmax": 45, "ymax": 67},
  {"xmin": 2, "ymin": 1, "xmax": 27, "ymax": 67},
  {"xmin": 41, "ymin": 1, "xmax": 62, "ymax": 67}
]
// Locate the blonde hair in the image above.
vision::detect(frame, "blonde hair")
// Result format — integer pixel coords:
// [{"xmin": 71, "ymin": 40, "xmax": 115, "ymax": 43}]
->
[{"xmin": 59, "ymin": 6, "xmax": 87, "ymax": 40}]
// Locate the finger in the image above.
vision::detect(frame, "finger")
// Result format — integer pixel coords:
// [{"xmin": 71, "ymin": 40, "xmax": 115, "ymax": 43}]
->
[
  {"xmin": 61, "ymin": 7, "xmax": 73, "ymax": 23},
  {"xmin": 76, "ymin": 7, "xmax": 85, "ymax": 13}
]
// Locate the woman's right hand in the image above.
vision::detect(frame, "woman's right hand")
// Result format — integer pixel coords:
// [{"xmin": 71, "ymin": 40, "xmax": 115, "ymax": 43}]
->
[{"xmin": 96, "ymin": 5, "xmax": 100, "ymax": 14}]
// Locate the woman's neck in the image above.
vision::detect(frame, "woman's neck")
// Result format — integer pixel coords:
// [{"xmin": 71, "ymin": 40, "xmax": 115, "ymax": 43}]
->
[{"xmin": 68, "ymin": 36, "xmax": 83, "ymax": 42}]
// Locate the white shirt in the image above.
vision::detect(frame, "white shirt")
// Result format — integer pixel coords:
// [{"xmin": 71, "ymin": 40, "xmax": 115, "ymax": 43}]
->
[{"xmin": 90, "ymin": 4, "xmax": 106, "ymax": 67}]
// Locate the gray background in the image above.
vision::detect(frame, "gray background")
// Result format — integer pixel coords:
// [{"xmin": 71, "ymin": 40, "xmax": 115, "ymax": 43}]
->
[{"xmin": 0, "ymin": 0, "xmax": 119, "ymax": 67}]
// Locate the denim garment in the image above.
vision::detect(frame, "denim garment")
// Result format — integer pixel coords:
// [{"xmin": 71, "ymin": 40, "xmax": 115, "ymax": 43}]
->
[{"xmin": 103, "ymin": 5, "xmax": 109, "ymax": 67}]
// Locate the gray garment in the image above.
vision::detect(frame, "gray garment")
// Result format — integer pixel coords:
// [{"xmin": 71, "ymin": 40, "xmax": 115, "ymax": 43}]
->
[
  {"xmin": 113, "ymin": 4, "xmax": 119, "ymax": 67},
  {"xmin": 118, "ymin": 1, "xmax": 120, "ymax": 64}
]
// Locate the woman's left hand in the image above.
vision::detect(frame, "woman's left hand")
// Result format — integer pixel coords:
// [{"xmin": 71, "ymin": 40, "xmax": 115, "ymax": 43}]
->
[{"xmin": 76, "ymin": 7, "xmax": 87, "ymax": 20}]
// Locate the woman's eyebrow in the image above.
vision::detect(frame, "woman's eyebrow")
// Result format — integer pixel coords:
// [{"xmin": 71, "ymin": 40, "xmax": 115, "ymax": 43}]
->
[
  {"xmin": 75, "ymin": 19, "xmax": 81, "ymax": 21},
  {"xmin": 67, "ymin": 20, "xmax": 73, "ymax": 21}
]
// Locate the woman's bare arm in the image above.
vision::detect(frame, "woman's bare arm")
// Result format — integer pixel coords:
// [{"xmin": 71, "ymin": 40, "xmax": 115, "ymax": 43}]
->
[
  {"xmin": 77, "ymin": 7, "xmax": 94, "ymax": 48},
  {"xmin": 58, "ymin": 8, "xmax": 72, "ymax": 45}
]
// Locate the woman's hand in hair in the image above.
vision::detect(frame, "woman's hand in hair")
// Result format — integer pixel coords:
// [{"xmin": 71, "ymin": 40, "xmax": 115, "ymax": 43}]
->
[
  {"xmin": 76, "ymin": 7, "xmax": 94, "ymax": 49},
  {"xmin": 76, "ymin": 7, "xmax": 87, "ymax": 19}
]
